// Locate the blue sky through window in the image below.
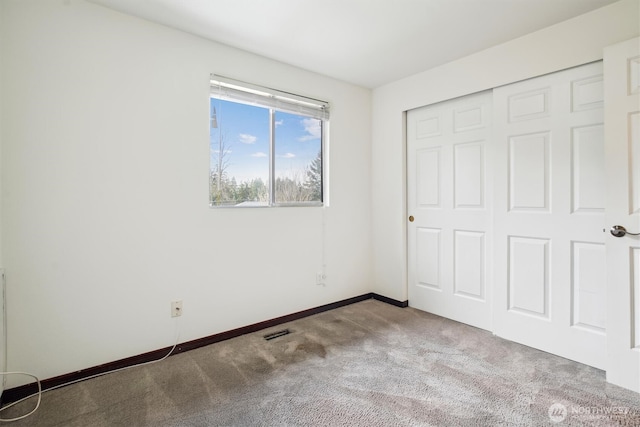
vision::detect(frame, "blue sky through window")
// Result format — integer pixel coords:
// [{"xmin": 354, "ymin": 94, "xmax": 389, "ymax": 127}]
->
[
  {"xmin": 275, "ymin": 110, "xmax": 321, "ymax": 182},
  {"xmin": 210, "ymin": 98, "xmax": 321, "ymax": 184}
]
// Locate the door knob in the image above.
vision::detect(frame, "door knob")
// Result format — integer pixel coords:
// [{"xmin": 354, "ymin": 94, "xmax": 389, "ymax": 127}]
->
[
  {"xmin": 409, "ymin": 216, "xmax": 414, "ymax": 222},
  {"xmin": 610, "ymin": 225, "xmax": 640, "ymax": 237}
]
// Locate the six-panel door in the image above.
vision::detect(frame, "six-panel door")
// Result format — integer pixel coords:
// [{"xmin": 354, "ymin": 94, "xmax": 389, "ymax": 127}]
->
[
  {"xmin": 407, "ymin": 91, "xmax": 493, "ymax": 331},
  {"xmin": 492, "ymin": 61, "xmax": 607, "ymax": 369},
  {"xmin": 604, "ymin": 37, "xmax": 640, "ymax": 392}
]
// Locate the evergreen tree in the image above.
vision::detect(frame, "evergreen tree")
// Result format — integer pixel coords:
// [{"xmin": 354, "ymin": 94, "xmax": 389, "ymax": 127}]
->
[{"xmin": 304, "ymin": 150, "xmax": 322, "ymax": 201}]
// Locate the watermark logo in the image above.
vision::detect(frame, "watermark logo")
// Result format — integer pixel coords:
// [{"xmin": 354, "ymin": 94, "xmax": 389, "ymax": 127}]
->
[
  {"xmin": 548, "ymin": 403, "xmax": 633, "ymax": 423},
  {"xmin": 548, "ymin": 403, "xmax": 568, "ymax": 423}
]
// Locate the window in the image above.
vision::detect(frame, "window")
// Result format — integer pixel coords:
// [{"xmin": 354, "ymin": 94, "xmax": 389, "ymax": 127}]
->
[{"xmin": 209, "ymin": 75, "xmax": 329, "ymax": 207}]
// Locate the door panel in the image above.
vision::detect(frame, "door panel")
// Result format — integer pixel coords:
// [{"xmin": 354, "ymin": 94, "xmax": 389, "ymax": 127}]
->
[
  {"xmin": 454, "ymin": 142, "xmax": 485, "ymax": 208},
  {"xmin": 508, "ymin": 236, "xmax": 550, "ymax": 318},
  {"xmin": 407, "ymin": 91, "xmax": 493, "ymax": 331},
  {"xmin": 493, "ymin": 61, "xmax": 606, "ymax": 369},
  {"xmin": 509, "ymin": 132, "xmax": 549, "ymax": 211},
  {"xmin": 416, "ymin": 227, "xmax": 441, "ymax": 289},
  {"xmin": 416, "ymin": 149, "xmax": 441, "ymax": 207},
  {"xmin": 454, "ymin": 230, "xmax": 485, "ymax": 299},
  {"xmin": 572, "ymin": 124, "xmax": 605, "ymax": 212},
  {"xmin": 605, "ymin": 37, "xmax": 640, "ymax": 393},
  {"xmin": 572, "ymin": 241, "xmax": 606, "ymax": 333},
  {"xmin": 631, "ymin": 112, "xmax": 640, "ymax": 214}
]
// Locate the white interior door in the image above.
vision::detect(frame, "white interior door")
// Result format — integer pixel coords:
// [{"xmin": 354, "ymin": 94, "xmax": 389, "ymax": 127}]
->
[
  {"xmin": 492, "ymin": 62, "xmax": 606, "ymax": 369},
  {"xmin": 604, "ymin": 37, "xmax": 640, "ymax": 393},
  {"xmin": 407, "ymin": 91, "xmax": 493, "ymax": 331}
]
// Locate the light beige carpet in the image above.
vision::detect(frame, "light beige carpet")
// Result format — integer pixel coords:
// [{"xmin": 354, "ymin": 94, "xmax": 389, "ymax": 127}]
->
[{"xmin": 3, "ymin": 299, "xmax": 640, "ymax": 426}]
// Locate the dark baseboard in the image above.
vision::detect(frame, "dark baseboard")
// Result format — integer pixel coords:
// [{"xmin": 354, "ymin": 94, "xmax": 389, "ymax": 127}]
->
[
  {"xmin": 1, "ymin": 292, "xmax": 406, "ymax": 405},
  {"xmin": 371, "ymin": 293, "xmax": 409, "ymax": 308}
]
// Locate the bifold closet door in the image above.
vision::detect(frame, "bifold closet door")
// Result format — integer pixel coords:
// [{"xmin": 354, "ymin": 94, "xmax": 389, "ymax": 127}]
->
[
  {"xmin": 492, "ymin": 61, "xmax": 606, "ymax": 369},
  {"xmin": 407, "ymin": 91, "xmax": 493, "ymax": 331}
]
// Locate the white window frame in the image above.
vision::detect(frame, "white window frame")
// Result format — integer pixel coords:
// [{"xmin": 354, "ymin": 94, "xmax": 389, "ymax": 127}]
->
[{"xmin": 210, "ymin": 74, "xmax": 329, "ymax": 208}]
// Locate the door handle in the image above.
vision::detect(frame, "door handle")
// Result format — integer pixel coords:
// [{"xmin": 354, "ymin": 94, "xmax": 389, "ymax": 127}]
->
[{"xmin": 610, "ymin": 225, "xmax": 640, "ymax": 238}]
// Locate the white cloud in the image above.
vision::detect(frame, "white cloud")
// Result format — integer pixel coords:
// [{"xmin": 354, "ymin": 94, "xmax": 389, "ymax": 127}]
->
[
  {"xmin": 239, "ymin": 133, "xmax": 257, "ymax": 144},
  {"xmin": 298, "ymin": 118, "xmax": 321, "ymax": 141},
  {"xmin": 275, "ymin": 120, "xmax": 284, "ymax": 127},
  {"xmin": 251, "ymin": 152, "xmax": 267, "ymax": 158},
  {"xmin": 281, "ymin": 153, "xmax": 296, "ymax": 158}
]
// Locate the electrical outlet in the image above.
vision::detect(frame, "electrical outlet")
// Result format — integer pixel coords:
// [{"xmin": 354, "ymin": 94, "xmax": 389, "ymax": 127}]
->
[
  {"xmin": 316, "ymin": 272, "xmax": 326, "ymax": 285},
  {"xmin": 171, "ymin": 300, "xmax": 183, "ymax": 317}
]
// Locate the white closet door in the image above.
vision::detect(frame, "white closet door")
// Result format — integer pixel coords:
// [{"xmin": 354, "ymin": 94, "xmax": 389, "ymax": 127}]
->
[
  {"xmin": 493, "ymin": 62, "xmax": 606, "ymax": 369},
  {"xmin": 407, "ymin": 91, "xmax": 493, "ymax": 331},
  {"xmin": 604, "ymin": 37, "xmax": 640, "ymax": 392}
]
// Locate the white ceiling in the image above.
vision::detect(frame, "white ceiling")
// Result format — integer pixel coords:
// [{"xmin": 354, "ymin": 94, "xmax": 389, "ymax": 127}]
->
[{"xmin": 87, "ymin": 0, "xmax": 618, "ymax": 88}]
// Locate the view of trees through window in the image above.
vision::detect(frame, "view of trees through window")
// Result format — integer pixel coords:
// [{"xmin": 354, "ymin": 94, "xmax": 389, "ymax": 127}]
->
[{"xmin": 210, "ymin": 98, "xmax": 323, "ymax": 207}]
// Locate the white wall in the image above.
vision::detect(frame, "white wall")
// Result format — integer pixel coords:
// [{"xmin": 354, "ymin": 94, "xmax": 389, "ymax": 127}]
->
[
  {"xmin": 371, "ymin": 0, "xmax": 640, "ymax": 302},
  {"xmin": 0, "ymin": 0, "xmax": 372, "ymax": 387},
  {"xmin": 0, "ymin": 0, "xmax": 5, "ymax": 395}
]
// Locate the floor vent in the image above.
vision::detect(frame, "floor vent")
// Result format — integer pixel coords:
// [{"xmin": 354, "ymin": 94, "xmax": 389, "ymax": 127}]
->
[{"xmin": 264, "ymin": 329, "xmax": 290, "ymax": 341}]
